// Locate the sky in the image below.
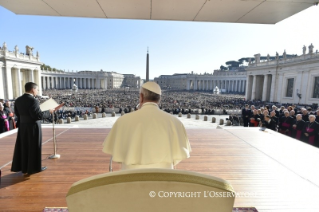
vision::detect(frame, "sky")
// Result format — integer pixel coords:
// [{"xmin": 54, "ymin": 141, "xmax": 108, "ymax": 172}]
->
[{"xmin": 1, "ymin": 5, "xmax": 319, "ymax": 79}]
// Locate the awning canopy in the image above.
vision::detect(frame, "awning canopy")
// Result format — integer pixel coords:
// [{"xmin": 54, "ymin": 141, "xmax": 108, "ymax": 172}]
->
[{"xmin": 0, "ymin": 0, "xmax": 316, "ymax": 24}]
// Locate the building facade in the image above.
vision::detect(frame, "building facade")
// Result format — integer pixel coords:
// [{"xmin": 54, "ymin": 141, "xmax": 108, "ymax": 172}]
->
[
  {"xmin": 245, "ymin": 46, "xmax": 319, "ymax": 104},
  {"xmin": 0, "ymin": 42, "xmax": 142, "ymax": 100},
  {"xmin": 0, "ymin": 42, "xmax": 42, "ymax": 99},
  {"xmin": 122, "ymin": 74, "xmax": 142, "ymax": 88},
  {"xmin": 154, "ymin": 71, "xmax": 247, "ymax": 94}
]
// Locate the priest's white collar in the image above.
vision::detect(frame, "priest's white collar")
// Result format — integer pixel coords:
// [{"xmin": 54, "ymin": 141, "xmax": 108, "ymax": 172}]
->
[
  {"xmin": 24, "ymin": 93, "xmax": 34, "ymax": 97},
  {"xmin": 141, "ymin": 102, "xmax": 158, "ymax": 108}
]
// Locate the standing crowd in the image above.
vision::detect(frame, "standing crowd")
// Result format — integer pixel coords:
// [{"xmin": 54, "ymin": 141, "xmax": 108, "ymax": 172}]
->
[{"xmin": 242, "ymin": 104, "xmax": 319, "ymax": 147}]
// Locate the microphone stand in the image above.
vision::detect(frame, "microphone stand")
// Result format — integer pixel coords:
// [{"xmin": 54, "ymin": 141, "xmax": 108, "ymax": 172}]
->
[{"xmin": 49, "ymin": 111, "xmax": 60, "ymax": 159}]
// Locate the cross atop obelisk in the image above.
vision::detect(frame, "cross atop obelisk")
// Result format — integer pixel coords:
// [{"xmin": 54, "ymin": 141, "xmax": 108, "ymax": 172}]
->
[{"xmin": 146, "ymin": 47, "xmax": 149, "ymax": 82}]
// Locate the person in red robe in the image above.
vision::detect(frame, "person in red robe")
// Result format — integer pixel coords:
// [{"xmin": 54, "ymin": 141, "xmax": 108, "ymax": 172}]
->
[{"xmin": 250, "ymin": 109, "xmax": 260, "ymax": 127}]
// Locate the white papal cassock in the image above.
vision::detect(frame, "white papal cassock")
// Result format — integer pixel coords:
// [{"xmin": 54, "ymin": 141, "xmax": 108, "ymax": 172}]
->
[{"xmin": 103, "ymin": 102, "xmax": 191, "ymax": 170}]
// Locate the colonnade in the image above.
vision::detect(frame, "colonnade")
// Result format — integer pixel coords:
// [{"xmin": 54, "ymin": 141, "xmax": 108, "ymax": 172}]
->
[
  {"xmin": 1, "ymin": 66, "xmax": 41, "ymax": 99},
  {"xmin": 41, "ymin": 76, "xmax": 108, "ymax": 90},
  {"xmin": 187, "ymin": 79, "xmax": 246, "ymax": 93},
  {"xmin": 245, "ymin": 74, "xmax": 274, "ymax": 101}
]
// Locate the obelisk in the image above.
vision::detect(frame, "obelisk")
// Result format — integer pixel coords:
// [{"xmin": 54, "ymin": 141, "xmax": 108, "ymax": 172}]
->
[{"xmin": 146, "ymin": 48, "xmax": 149, "ymax": 82}]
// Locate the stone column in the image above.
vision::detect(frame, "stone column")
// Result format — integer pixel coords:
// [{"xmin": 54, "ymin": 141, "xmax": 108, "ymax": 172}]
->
[
  {"xmin": 88, "ymin": 78, "xmax": 91, "ymax": 89},
  {"xmin": 17, "ymin": 68, "xmax": 22, "ymax": 96},
  {"xmin": 41, "ymin": 77, "xmax": 45, "ymax": 90},
  {"xmin": 269, "ymin": 74, "xmax": 276, "ymax": 102},
  {"xmin": 84, "ymin": 78, "xmax": 87, "ymax": 89},
  {"xmin": 241, "ymin": 80, "xmax": 243, "ymax": 92},
  {"xmin": 245, "ymin": 77, "xmax": 251, "ymax": 100},
  {"xmin": 235, "ymin": 80, "xmax": 238, "ymax": 92},
  {"xmin": 5, "ymin": 66, "xmax": 13, "ymax": 99},
  {"xmin": 46, "ymin": 77, "xmax": 50, "ymax": 90},
  {"xmin": 262, "ymin": 75, "xmax": 269, "ymax": 101},
  {"xmin": 241, "ymin": 80, "xmax": 244, "ymax": 92},
  {"xmin": 251, "ymin": 75, "xmax": 257, "ymax": 100},
  {"xmin": 30, "ymin": 69, "xmax": 34, "ymax": 82}
]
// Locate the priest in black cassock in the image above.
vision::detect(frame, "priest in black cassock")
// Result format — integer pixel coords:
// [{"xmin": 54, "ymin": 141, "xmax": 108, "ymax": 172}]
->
[
  {"xmin": 262, "ymin": 115, "xmax": 277, "ymax": 131},
  {"xmin": 292, "ymin": 114, "xmax": 305, "ymax": 141},
  {"xmin": 278, "ymin": 111, "xmax": 294, "ymax": 136},
  {"xmin": 242, "ymin": 104, "xmax": 251, "ymax": 127},
  {"xmin": 11, "ymin": 82, "xmax": 54, "ymax": 175},
  {"xmin": 302, "ymin": 115, "xmax": 319, "ymax": 146}
]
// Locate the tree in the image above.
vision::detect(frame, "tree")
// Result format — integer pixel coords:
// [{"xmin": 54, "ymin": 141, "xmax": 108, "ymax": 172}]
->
[
  {"xmin": 225, "ymin": 60, "xmax": 240, "ymax": 68},
  {"xmin": 220, "ymin": 65, "xmax": 228, "ymax": 71}
]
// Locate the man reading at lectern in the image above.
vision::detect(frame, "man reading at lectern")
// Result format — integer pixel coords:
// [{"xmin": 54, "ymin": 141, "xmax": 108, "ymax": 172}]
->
[
  {"xmin": 11, "ymin": 82, "xmax": 55, "ymax": 175},
  {"xmin": 103, "ymin": 82, "xmax": 191, "ymax": 170}
]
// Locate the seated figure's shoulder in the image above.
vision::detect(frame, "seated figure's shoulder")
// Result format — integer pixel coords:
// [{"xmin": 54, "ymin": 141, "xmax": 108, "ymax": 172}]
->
[{"xmin": 158, "ymin": 109, "xmax": 183, "ymax": 124}]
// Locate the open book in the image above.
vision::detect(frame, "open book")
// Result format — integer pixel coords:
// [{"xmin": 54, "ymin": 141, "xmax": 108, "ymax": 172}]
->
[{"xmin": 40, "ymin": 98, "xmax": 64, "ymax": 111}]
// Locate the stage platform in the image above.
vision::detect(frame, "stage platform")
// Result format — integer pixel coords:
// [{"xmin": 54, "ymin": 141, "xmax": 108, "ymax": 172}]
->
[{"xmin": 1, "ymin": 127, "xmax": 319, "ymax": 212}]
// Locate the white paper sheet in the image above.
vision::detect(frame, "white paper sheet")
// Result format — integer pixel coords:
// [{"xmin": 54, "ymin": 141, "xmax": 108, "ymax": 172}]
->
[{"xmin": 40, "ymin": 98, "xmax": 59, "ymax": 111}]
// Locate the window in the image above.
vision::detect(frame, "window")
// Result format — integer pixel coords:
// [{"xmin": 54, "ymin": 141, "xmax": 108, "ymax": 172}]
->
[
  {"xmin": 286, "ymin": 78, "xmax": 294, "ymax": 97},
  {"xmin": 313, "ymin": 77, "xmax": 319, "ymax": 98}
]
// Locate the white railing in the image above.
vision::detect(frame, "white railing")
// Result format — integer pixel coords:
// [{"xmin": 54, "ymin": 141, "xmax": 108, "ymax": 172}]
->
[
  {"xmin": 0, "ymin": 49, "xmax": 40, "ymax": 62},
  {"xmin": 250, "ymin": 52, "xmax": 319, "ymax": 67}
]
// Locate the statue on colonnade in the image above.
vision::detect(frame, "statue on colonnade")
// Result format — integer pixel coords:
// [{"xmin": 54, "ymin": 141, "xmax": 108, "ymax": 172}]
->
[
  {"xmin": 26, "ymin": 45, "xmax": 34, "ymax": 56},
  {"xmin": 3, "ymin": 42, "xmax": 7, "ymax": 51},
  {"xmin": 309, "ymin": 43, "xmax": 314, "ymax": 54},
  {"xmin": 283, "ymin": 50, "xmax": 286, "ymax": 60}
]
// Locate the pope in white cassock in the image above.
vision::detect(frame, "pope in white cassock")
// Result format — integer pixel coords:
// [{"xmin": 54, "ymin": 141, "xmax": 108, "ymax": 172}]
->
[{"xmin": 103, "ymin": 82, "xmax": 191, "ymax": 170}]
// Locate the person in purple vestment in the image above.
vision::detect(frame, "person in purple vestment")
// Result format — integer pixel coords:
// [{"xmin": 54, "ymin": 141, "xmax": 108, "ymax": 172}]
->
[
  {"xmin": 302, "ymin": 115, "xmax": 319, "ymax": 146},
  {"xmin": 292, "ymin": 114, "xmax": 305, "ymax": 141}
]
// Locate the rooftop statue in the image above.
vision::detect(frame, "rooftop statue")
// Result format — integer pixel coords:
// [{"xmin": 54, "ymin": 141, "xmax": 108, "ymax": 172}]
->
[
  {"xmin": 3, "ymin": 42, "xmax": 7, "ymax": 51},
  {"xmin": 283, "ymin": 50, "xmax": 286, "ymax": 60},
  {"xmin": 303, "ymin": 45, "xmax": 306, "ymax": 55},
  {"xmin": 26, "ymin": 45, "xmax": 34, "ymax": 55},
  {"xmin": 309, "ymin": 43, "xmax": 314, "ymax": 54}
]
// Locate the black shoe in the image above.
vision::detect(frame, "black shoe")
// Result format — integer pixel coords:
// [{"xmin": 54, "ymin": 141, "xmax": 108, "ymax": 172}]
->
[{"xmin": 41, "ymin": 166, "xmax": 47, "ymax": 172}]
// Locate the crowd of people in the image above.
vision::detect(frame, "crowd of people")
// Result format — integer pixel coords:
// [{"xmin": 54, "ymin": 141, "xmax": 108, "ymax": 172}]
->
[
  {"xmin": 241, "ymin": 104, "xmax": 319, "ymax": 147},
  {"xmin": 0, "ymin": 101, "xmax": 16, "ymax": 133},
  {"xmin": 1, "ymin": 89, "xmax": 319, "ymax": 149},
  {"xmin": 40, "ymin": 89, "xmax": 267, "ymax": 114}
]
